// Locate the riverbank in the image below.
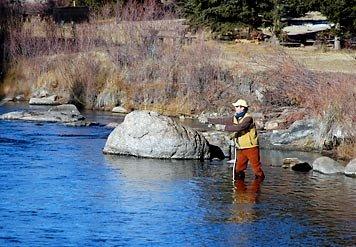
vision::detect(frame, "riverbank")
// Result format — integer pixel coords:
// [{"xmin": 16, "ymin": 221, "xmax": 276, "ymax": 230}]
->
[{"xmin": 0, "ymin": 101, "xmax": 354, "ymax": 169}]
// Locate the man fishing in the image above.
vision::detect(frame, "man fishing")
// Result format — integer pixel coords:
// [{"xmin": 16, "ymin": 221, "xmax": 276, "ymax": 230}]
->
[{"xmin": 225, "ymin": 99, "xmax": 265, "ymax": 181}]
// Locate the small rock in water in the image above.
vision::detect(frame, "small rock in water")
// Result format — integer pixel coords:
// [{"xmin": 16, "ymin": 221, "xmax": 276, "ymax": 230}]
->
[
  {"xmin": 282, "ymin": 157, "xmax": 311, "ymax": 172},
  {"xmin": 282, "ymin": 157, "xmax": 302, "ymax": 168},
  {"xmin": 291, "ymin": 162, "xmax": 312, "ymax": 172},
  {"xmin": 105, "ymin": 122, "xmax": 120, "ymax": 129},
  {"xmin": 312, "ymin": 156, "xmax": 345, "ymax": 174}
]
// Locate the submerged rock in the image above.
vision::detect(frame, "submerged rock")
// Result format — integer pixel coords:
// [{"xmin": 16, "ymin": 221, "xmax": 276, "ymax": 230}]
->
[
  {"xmin": 312, "ymin": 156, "xmax": 344, "ymax": 174},
  {"xmin": 103, "ymin": 111, "xmax": 210, "ymax": 159},
  {"xmin": 344, "ymin": 159, "xmax": 356, "ymax": 177}
]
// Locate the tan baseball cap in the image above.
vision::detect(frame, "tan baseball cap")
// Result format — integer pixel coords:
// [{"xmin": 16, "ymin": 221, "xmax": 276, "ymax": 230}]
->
[{"xmin": 232, "ymin": 99, "xmax": 248, "ymax": 107}]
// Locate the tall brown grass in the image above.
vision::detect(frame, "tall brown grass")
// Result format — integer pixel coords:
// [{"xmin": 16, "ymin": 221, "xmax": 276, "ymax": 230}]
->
[{"xmin": 4, "ymin": 0, "xmax": 239, "ymax": 114}]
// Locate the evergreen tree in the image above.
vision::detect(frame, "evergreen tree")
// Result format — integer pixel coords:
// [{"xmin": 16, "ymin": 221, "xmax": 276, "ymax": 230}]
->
[
  {"xmin": 319, "ymin": 0, "xmax": 356, "ymax": 35},
  {"xmin": 76, "ymin": 0, "xmax": 118, "ymax": 9},
  {"xmin": 179, "ymin": 0, "xmax": 260, "ymax": 34}
]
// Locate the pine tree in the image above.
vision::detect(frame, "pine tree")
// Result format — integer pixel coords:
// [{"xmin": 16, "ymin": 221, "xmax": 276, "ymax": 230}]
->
[
  {"xmin": 319, "ymin": 0, "xmax": 356, "ymax": 35},
  {"xmin": 179, "ymin": 0, "xmax": 260, "ymax": 34}
]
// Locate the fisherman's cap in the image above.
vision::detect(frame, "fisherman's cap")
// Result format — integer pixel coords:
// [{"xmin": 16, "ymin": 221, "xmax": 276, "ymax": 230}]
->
[{"xmin": 232, "ymin": 99, "xmax": 249, "ymax": 107}]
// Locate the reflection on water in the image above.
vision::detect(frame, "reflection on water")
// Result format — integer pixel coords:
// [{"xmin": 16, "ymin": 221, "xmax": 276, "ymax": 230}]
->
[
  {"xmin": 229, "ymin": 178, "xmax": 262, "ymax": 223},
  {"xmin": 105, "ymin": 155, "xmax": 202, "ymax": 181},
  {"xmin": 0, "ymin": 104, "xmax": 356, "ymax": 246}
]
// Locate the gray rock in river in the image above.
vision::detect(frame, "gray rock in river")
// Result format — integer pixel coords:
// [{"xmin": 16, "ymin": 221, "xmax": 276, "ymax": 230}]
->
[
  {"xmin": 103, "ymin": 110, "xmax": 210, "ymax": 159},
  {"xmin": 0, "ymin": 104, "xmax": 86, "ymax": 125},
  {"xmin": 344, "ymin": 159, "xmax": 356, "ymax": 177},
  {"xmin": 312, "ymin": 156, "xmax": 345, "ymax": 174},
  {"xmin": 291, "ymin": 162, "xmax": 312, "ymax": 172}
]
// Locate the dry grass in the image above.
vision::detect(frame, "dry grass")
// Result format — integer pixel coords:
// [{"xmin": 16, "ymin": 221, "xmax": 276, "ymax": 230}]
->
[
  {"xmin": 337, "ymin": 140, "xmax": 356, "ymax": 161},
  {"xmin": 284, "ymin": 47, "xmax": 356, "ymax": 74},
  {"xmin": 221, "ymin": 42, "xmax": 356, "ymax": 74}
]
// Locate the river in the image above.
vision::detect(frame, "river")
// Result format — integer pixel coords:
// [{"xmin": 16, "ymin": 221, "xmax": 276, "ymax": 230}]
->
[{"xmin": 0, "ymin": 103, "xmax": 355, "ymax": 246}]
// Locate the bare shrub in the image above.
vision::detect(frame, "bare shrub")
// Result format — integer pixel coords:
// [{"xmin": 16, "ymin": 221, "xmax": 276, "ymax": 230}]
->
[
  {"xmin": 251, "ymin": 45, "xmax": 355, "ymax": 149},
  {"xmin": 4, "ymin": 0, "xmax": 239, "ymax": 114},
  {"xmin": 250, "ymin": 46, "xmax": 318, "ymax": 106},
  {"xmin": 93, "ymin": 1, "xmax": 237, "ymax": 114},
  {"xmin": 50, "ymin": 52, "xmax": 125, "ymax": 109},
  {"xmin": 110, "ymin": 25, "xmax": 236, "ymax": 114},
  {"xmin": 116, "ymin": 0, "xmax": 173, "ymax": 22},
  {"xmin": 250, "ymin": 46, "xmax": 355, "ymax": 121}
]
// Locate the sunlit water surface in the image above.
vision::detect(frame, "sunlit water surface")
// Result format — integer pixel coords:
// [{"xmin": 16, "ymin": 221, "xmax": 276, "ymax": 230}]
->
[{"xmin": 0, "ymin": 104, "xmax": 355, "ymax": 246}]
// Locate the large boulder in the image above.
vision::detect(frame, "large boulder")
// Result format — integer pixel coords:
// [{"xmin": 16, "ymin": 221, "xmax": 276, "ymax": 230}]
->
[
  {"xmin": 344, "ymin": 159, "xmax": 356, "ymax": 177},
  {"xmin": 103, "ymin": 111, "xmax": 210, "ymax": 159},
  {"xmin": 312, "ymin": 156, "xmax": 345, "ymax": 174}
]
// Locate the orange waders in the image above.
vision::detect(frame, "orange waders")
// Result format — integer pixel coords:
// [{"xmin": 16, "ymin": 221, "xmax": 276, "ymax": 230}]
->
[{"xmin": 235, "ymin": 146, "xmax": 265, "ymax": 179}]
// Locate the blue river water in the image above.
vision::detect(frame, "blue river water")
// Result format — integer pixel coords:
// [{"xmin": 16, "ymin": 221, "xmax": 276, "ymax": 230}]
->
[{"xmin": 0, "ymin": 104, "xmax": 355, "ymax": 246}]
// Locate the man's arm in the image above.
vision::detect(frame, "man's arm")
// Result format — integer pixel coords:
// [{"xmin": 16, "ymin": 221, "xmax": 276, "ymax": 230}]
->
[{"xmin": 225, "ymin": 116, "xmax": 253, "ymax": 133}]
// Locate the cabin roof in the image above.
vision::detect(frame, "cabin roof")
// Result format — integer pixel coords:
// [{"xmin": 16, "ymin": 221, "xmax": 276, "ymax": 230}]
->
[{"xmin": 282, "ymin": 23, "xmax": 333, "ymax": 36}]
